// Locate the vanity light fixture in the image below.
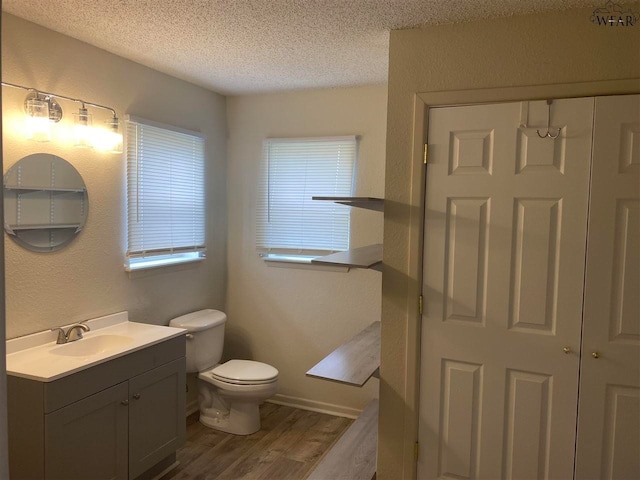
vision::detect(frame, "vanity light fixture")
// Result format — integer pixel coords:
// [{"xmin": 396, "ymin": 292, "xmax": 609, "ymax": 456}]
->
[
  {"xmin": 24, "ymin": 96, "xmax": 51, "ymax": 142},
  {"xmin": 1, "ymin": 81, "xmax": 123, "ymax": 153},
  {"xmin": 73, "ymin": 104, "xmax": 93, "ymax": 148}
]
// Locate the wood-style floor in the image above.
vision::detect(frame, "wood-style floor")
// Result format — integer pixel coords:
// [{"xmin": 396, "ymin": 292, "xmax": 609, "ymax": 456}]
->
[{"xmin": 161, "ymin": 403, "xmax": 353, "ymax": 480}]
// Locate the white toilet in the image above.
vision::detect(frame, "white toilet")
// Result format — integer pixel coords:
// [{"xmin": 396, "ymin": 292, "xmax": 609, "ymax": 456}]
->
[{"xmin": 169, "ymin": 309, "xmax": 279, "ymax": 435}]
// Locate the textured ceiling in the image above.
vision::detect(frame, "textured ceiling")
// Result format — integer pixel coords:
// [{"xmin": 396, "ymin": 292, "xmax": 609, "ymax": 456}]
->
[{"xmin": 3, "ymin": 0, "xmax": 601, "ymax": 95}]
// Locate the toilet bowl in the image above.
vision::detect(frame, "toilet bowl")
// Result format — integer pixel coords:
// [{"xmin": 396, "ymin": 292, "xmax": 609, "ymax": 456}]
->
[{"xmin": 169, "ymin": 310, "xmax": 279, "ymax": 435}]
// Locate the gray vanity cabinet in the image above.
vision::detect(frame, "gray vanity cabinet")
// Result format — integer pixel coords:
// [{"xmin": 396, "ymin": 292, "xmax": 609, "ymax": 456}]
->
[
  {"xmin": 129, "ymin": 359, "xmax": 185, "ymax": 479},
  {"xmin": 45, "ymin": 382, "xmax": 129, "ymax": 480},
  {"xmin": 8, "ymin": 336, "xmax": 186, "ymax": 480}
]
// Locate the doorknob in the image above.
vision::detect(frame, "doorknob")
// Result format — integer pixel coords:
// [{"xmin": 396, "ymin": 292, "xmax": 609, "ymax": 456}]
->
[
  {"xmin": 133, "ymin": 393, "xmax": 141, "ymax": 400},
  {"xmin": 563, "ymin": 347, "xmax": 571, "ymax": 354},
  {"xmin": 121, "ymin": 399, "xmax": 129, "ymax": 406},
  {"xmin": 592, "ymin": 351, "xmax": 600, "ymax": 359}
]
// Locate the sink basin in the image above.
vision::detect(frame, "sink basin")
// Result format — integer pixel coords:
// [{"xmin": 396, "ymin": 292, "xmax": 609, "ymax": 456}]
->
[
  {"xmin": 6, "ymin": 312, "xmax": 187, "ymax": 382},
  {"xmin": 50, "ymin": 334, "xmax": 135, "ymax": 357}
]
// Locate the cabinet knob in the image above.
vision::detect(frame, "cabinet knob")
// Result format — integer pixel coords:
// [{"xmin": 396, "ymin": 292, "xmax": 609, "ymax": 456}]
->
[
  {"xmin": 133, "ymin": 393, "xmax": 141, "ymax": 400},
  {"xmin": 592, "ymin": 351, "xmax": 600, "ymax": 359},
  {"xmin": 563, "ymin": 347, "xmax": 571, "ymax": 354},
  {"xmin": 121, "ymin": 400, "xmax": 129, "ymax": 406}
]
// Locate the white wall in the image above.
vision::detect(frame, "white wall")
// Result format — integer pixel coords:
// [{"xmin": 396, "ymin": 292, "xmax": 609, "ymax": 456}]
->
[
  {"xmin": 380, "ymin": 7, "xmax": 640, "ymax": 479},
  {"xmin": 226, "ymin": 85, "xmax": 387, "ymax": 413},
  {"xmin": 2, "ymin": 14, "xmax": 228, "ymax": 338}
]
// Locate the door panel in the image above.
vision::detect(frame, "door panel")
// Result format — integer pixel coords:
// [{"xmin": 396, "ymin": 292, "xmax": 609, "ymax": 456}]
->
[
  {"xmin": 419, "ymin": 98, "xmax": 595, "ymax": 479},
  {"xmin": 575, "ymin": 94, "xmax": 640, "ymax": 480},
  {"xmin": 45, "ymin": 382, "xmax": 128, "ymax": 480},
  {"xmin": 128, "ymin": 358, "xmax": 186, "ymax": 480}
]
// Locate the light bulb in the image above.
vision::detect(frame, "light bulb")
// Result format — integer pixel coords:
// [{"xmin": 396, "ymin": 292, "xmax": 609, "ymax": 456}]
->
[
  {"xmin": 25, "ymin": 97, "xmax": 51, "ymax": 142},
  {"xmin": 73, "ymin": 106, "xmax": 93, "ymax": 148}
]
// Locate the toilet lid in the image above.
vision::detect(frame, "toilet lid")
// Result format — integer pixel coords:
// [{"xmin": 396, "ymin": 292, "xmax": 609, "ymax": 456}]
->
[{"xmin": 209, "ymin": 360, "xmax": 278, "ymax": 384}]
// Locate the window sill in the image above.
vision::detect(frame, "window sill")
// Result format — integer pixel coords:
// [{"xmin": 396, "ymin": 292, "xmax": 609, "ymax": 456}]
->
[
  {"xmin": 125, "ymin": 253, "xmax": 205, "ymax": 272},
  {"xmin": 260, "ymin": 254, "xmax": 349, "ymax": 272}
]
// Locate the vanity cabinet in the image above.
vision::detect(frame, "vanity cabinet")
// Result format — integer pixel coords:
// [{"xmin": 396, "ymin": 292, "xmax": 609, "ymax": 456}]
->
[{"xmin": 8, "ymin": 336, "xmax": 186, "ymax": 480}]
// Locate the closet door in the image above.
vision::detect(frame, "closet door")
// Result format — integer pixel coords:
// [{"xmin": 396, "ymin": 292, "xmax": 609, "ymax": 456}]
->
[
  {"xmin": 575, "ymin": 94, "xmax": 640, "ymax": 480},
  {"xmin": 418, "ymin": 98, "xmax": 594, "ymax": 479}
]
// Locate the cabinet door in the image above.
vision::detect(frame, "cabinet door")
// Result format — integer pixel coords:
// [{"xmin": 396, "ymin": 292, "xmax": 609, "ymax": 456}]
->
[
  {"xmin": 575, "ymin": 95, "xmax": 640, "ymax": 480},
  {"xmin": 418, "ymin": 98, "xmax": 595, "ymax": 479},
  {"xmin": 128, "ymin": 358, "xmax": 186, "ymax": 480},
  {"xmin": 45, "ymin": 382, "xmax": 129, "ymax": 480}
]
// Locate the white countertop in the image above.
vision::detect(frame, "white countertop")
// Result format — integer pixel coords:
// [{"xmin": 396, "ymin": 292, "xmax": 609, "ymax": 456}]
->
[{"xmin": 6, "ymin": 312, "xmax": 186, "ymax": 382}]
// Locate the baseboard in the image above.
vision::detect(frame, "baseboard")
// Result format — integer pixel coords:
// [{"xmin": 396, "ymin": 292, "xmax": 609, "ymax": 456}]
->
[
  {"xmin": 266, "ymin": 394, "xmax": 363, "ymax": 419},
  {"xmin": 186, "ymin": 399, "xmax": 199, "ymax": 417}
]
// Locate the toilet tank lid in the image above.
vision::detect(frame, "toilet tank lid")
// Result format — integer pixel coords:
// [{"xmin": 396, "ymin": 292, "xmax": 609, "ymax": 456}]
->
[{"xmin": 169, "ymin": 309, "xmax": 227, "ymax": 331}]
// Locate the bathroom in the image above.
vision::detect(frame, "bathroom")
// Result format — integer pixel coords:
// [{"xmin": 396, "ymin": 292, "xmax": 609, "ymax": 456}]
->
[
  {"xmin": 1, "ymin": 6, "xmax": 384, "ymax": 480},
  {"xmin": 1, "ymin": 2, "xmax": 639, "ymax": 480}
]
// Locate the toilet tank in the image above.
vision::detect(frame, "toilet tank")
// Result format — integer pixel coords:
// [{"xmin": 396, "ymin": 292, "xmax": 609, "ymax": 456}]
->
[{"xmin": 169, "ymin": 309, "xmax": 226, "ymax": 372}]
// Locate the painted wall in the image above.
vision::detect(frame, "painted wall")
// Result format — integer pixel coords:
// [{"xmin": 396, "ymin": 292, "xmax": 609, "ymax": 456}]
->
[
  {"xmin": 226, "ymin": 85, "xmax": 386, "ymax": 414},
  {"xmin": 2, "ymin": 14, "xmax": 228, "ymax": 339},
  {"xmin": 381, "ymin": 7, "xmax": 640, "ymax": 479}
]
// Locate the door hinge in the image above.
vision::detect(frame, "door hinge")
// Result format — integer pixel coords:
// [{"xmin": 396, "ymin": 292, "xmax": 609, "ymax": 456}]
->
[
  {"xmin": 423, "ymin": 144, "xmax": 428, "ymax": 164},
  {"xmin": 414, "ymin": 441, "xmax": 419, "ymax": 461},
  {"xmin": 419, "ymin": 295, "xmax": 423, "ymax": 315}
]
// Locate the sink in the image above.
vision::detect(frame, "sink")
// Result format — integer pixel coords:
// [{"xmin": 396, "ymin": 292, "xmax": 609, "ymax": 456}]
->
[
  {"xmin": 50, "ymin": 334, "xmax": 135, "ymax": 357},
  {"xmin": 6, "ymin": 311, "xmax": 187, "ymax": 382}
]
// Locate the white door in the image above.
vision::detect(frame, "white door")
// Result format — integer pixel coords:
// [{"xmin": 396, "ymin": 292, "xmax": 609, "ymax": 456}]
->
[
  {"xmin": 575, "ymin": 94, "xmax": 640, "ymax": 480},
  {"xmin": 419, "ymin": 98, "xmax": 595, "ymax": 479}
]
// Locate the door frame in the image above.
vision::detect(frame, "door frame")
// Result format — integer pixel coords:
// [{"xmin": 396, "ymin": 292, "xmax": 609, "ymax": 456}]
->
[{"xmin": 382, "ymin": 78, "xmax": 640, "ymax": 480}]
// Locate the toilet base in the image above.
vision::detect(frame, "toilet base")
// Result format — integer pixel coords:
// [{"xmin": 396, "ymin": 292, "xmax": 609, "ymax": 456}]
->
[
  {"xmin": 199, "ymin": 399, "xmax": 261, "ymax": 435},
  {"xmin": 197, "ymin": 376, "xmax": 278, "ymax": 436}
]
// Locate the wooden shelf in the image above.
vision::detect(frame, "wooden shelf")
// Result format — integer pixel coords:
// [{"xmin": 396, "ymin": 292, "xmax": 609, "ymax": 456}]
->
[
  {"xmin": 5, "ymin": 186, "xmax": 86, "ymax": 193},
  {"xmin": 312, "ymin": 196, "xmax": 384, "ymax": 212},
  {"xmin": 307, "ymin": 399, "xmax": 378, "ymax": 480},
  {"xmin": 311, "ymin": 244, "xmax": 382, "ymax": 269},
  {"xmin": 8, "ymin": 224, "xmax": 81, "ymax": 231},
  {"xmin": 307, "ymin": 321, "xmax": 380, "ymax": 387}
]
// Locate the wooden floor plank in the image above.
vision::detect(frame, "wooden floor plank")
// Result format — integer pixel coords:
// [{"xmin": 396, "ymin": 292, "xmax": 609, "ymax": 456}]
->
[
  {"xmin": 306, "ymin": 399, "xmax": 378, "ymax": 480},
  {"xmin": 160, "ymin": 403, "xmax": 353, "ymax": 480}
]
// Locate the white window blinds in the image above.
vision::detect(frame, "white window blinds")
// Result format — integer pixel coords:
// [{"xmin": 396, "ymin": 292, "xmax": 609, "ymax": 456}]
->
[
  {"xmin": 257, "ymin": 136, "xmax": 356, "ymax": 254},
  {"xmin": 126, "ymin": 117, "xmax": 205, "ymax": 268}
]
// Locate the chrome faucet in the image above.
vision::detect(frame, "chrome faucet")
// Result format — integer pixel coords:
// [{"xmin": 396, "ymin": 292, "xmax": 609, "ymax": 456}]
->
[{"xmin": 52, "ymin": 323, "xmax": 91, "ymax": 344}]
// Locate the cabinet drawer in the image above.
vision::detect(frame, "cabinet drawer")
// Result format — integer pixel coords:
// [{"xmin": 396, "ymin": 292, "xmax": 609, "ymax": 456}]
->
[{"xmin": 44, "ymin": 336, "xmax": 185, "ymax": 413}]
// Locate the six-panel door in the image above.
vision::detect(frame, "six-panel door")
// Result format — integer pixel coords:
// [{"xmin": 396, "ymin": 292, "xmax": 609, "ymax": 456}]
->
[
  {"xmin": 575, "ymin": 95, "xmax": 640, "ymax": 480},
  {"xmin": 419, "ymin": 98, "xmax": 595, "ymax": 479}
]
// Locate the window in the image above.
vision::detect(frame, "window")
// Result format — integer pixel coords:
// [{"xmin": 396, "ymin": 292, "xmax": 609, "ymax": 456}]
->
[
  {"xmin": 125, "ymin": 116, "xmax": 205, "ymax": 271},
  {"xmin": 257, "ymin": 136, "xmax": 356, "ymax": 258}
]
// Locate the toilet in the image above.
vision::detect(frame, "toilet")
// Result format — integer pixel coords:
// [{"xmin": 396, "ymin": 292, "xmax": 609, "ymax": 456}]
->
[{"xmin": 169, "ymin": 309, "xmax": 278, "ymax": 435}]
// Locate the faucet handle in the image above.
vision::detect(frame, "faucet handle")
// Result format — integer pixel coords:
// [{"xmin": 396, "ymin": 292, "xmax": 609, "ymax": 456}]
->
[{"xmin": 51, "ymin": 328, "xmax": 67, "ymax": 345}]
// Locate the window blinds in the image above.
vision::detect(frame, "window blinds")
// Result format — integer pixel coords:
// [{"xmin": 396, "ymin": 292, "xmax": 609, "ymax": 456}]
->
[
  {"xmin": 257, "ymin": 136, "xmax": 356, "ymax": 254},
  {"xmin": 126, "ymin": 117, "xmax": 205, "ymax": 260}
]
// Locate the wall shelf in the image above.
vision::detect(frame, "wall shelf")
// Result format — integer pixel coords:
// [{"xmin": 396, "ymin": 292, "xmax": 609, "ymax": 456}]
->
[
  {"xmin": 311, "ymin": 196, "xmax": 383, "ymax": 270},
  {"xmin": 5, "ymin": 186, "xmax": 86, "ymax": 194},
  {"xmin": 307, "ymin": 196, "xmax": 382, "ymax": 479},
  {"xmin": 306, "ymin": 321, "xmax": 380, "ymax": 387},
  {"xmin": 311, "ymin": 244, "xmax": 382, "ymax": 270},
  {"xmin": 307, "ymin": 399, "xmax": 378, "ymax": 480},
  {"xmin": 7, "ymin": 224, "xmax": 81, "ymax": 231},
  {"xmin": 312, "ymin": 196, "xmax": 384, "ymax": 212}
]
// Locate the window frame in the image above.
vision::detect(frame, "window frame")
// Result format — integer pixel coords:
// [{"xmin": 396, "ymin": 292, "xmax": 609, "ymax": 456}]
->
[
  {"xmin": 256, "ymin": 135, "xmax": 357, "ymax": 261},
  {"xmin": 125, "ymin": 115, "xmax": 206, "ymax": 272}
]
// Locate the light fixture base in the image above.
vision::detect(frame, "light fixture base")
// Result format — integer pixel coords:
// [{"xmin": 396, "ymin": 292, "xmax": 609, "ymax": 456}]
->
[{"xmin": 24, "ymin": 92, "xmax": 63, "ymax": 123}]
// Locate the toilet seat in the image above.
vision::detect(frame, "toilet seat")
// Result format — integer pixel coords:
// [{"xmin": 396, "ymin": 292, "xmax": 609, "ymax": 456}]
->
[{"xmin": 202, "ymin": 359, "xmax": 278, "ymax": 385}]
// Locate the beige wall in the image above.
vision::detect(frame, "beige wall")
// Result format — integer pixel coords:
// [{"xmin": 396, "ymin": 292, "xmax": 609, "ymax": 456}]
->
[
  {"xmin": 226, "ymin": 85, "xmax": 387, "ymax": 414},
  {"xmin": 381, "ymin": 7, "xmax": 640, "ymax": 479},
  {"xmin": 2, "ymin": 14, "xmax": 228, "ymax": 338}
]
